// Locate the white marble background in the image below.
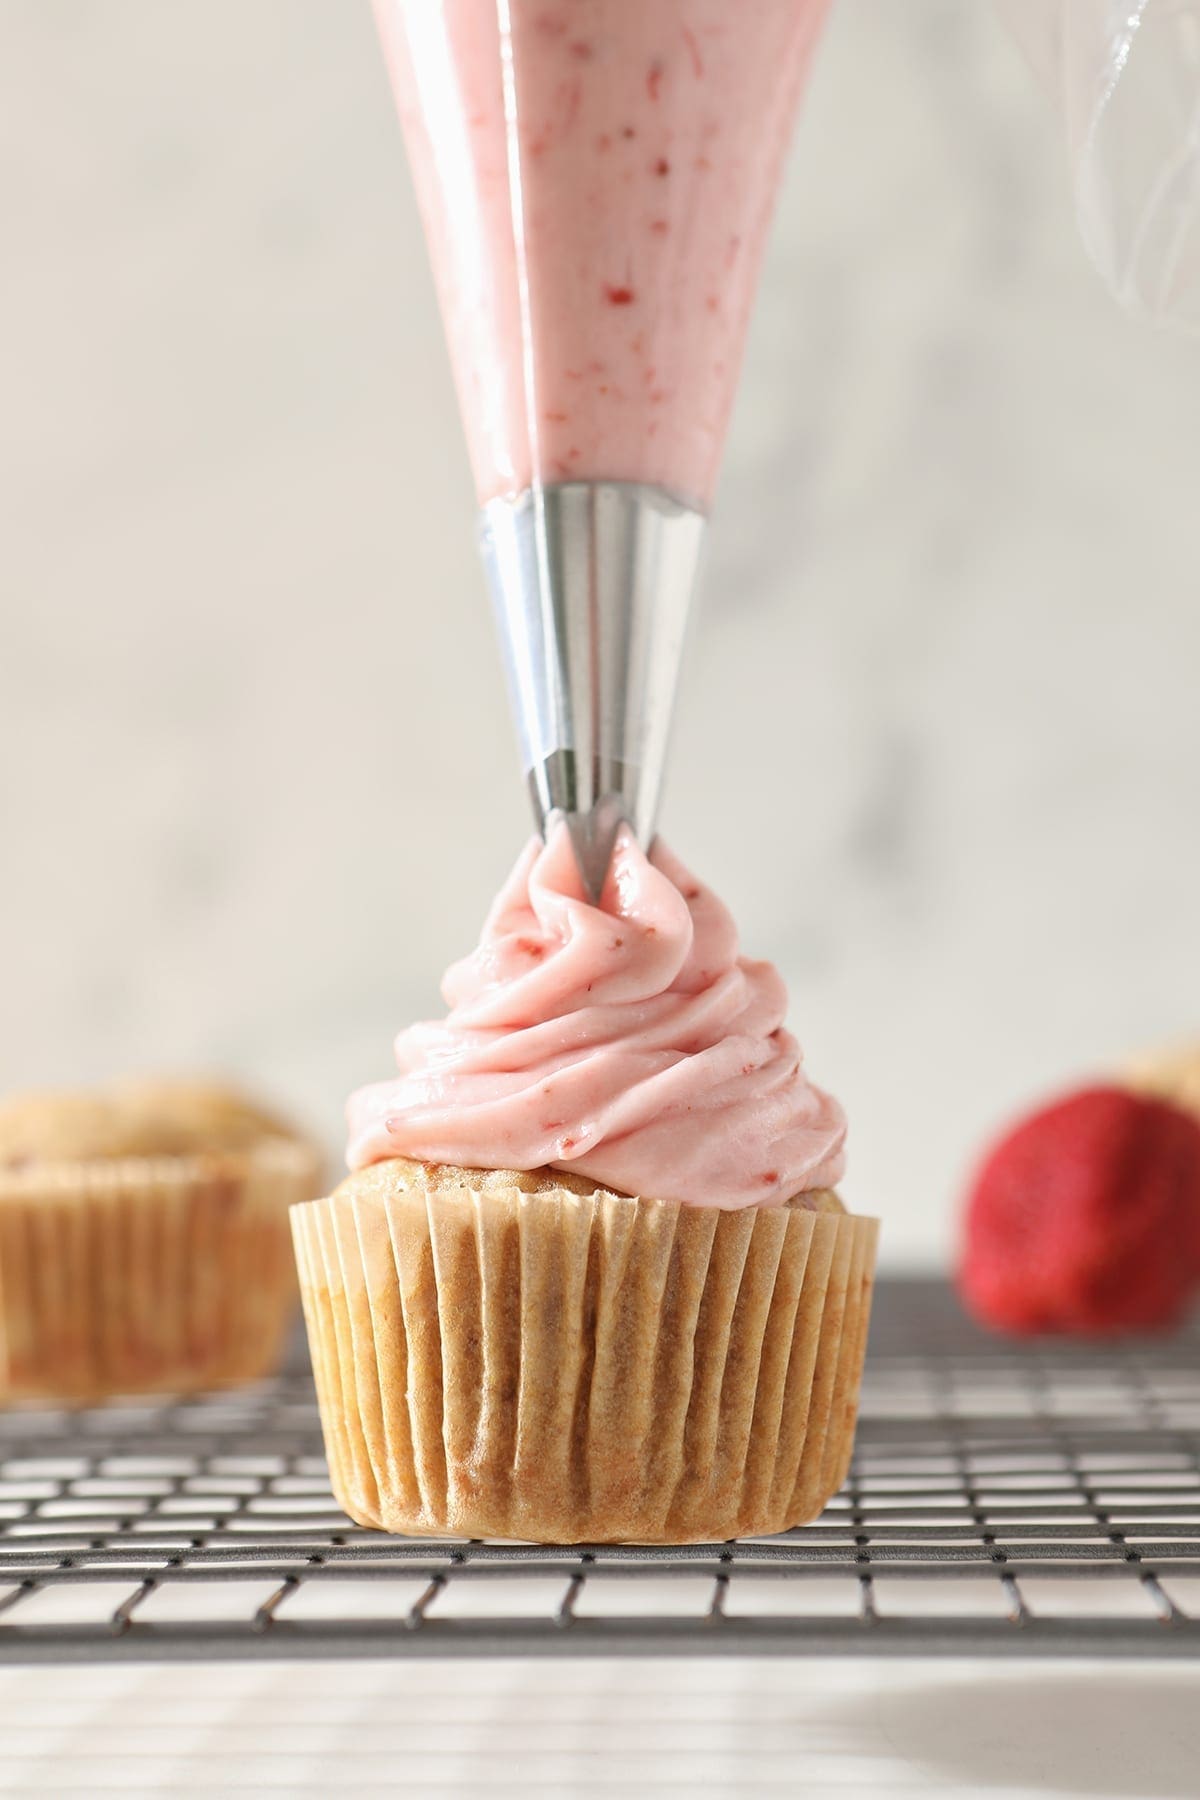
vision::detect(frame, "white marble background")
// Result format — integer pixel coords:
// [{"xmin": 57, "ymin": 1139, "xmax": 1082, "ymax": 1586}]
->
[{"xmin": 2, "ymin": 1, "xmax": 1198, "ymax": 1267}]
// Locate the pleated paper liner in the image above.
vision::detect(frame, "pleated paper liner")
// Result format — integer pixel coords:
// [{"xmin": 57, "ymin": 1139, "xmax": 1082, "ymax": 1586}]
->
[
  {"xmin": 293, "ymin": 1159, "xmax": 878, "ymax": 1545},
  {"xmin": 0, "ymin": 1137, "xmax": 322, "ymax": 1404}
]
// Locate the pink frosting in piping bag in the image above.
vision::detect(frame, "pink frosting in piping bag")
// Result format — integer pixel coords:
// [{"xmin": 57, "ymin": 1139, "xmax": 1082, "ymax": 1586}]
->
[{"xmin": 346, "ymin": 827, "xmax": 845, "ymax": 1210}]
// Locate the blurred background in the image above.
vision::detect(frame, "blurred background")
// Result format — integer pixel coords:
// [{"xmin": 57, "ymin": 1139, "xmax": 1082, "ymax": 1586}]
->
[{"xmin": 1, "ymin": 0, "xmax": 1197, "ymax": 1266}]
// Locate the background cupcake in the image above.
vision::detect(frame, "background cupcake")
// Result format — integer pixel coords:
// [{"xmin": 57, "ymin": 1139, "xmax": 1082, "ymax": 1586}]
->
[
  {"xmin": 1126, "ymin": 1043, "xmax": 1200, "ymax": 1121},
  {"xmin": 0, "ymin": 1078, "xmax": 323, "ymax": 1402}
]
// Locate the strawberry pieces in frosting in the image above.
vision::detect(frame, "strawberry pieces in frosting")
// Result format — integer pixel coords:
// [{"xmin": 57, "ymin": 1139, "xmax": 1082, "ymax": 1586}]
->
[{"xmin": 958, "ymin": 1085, "xmax": 1200, "ymax": 1336}]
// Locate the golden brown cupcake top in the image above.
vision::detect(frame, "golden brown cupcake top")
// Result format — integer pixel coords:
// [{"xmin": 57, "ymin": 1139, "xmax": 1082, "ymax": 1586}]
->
[
  {"xmin": 0, "ymin": 1079, "xmax": 304, "ymax": 1171},
  {"xmin": 332, "ymin": 1155, "xmax": 843, "ymax": 1214},
  {"xmin": 1126, "ymin": 1043, "xmax": 1200, "ymax": 1120}
]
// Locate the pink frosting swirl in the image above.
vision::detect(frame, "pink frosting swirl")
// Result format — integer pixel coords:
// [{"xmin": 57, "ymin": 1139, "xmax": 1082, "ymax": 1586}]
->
[{"xmin": 346, "ymin": 827, "xmax": 846, "ymax": 1209}]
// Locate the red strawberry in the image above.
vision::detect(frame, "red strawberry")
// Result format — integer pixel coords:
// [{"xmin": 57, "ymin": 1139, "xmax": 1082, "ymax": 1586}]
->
[{"xmin": 958, "ymin": 1085, "xmax": 1200, "ymax": 1336}]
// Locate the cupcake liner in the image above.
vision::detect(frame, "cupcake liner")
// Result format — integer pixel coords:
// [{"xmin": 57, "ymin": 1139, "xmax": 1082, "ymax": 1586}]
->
[
  {"xmin": 0, "ymin": 1139, "xmax": 322, "ymax": 1403},
  {"xmin": 293, "ymin": 1168, "xmax": 878, "ymax": 1544}
]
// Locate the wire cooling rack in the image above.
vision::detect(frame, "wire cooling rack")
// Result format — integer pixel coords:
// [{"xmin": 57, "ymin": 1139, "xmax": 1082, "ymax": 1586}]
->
[{"xmin": 0, "ymin": 1278, "xmax": 1197, "ymax": 1662}]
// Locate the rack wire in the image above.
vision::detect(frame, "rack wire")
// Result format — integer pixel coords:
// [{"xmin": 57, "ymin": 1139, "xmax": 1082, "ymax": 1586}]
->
[{"xmin": 0, "ymin": 1278, "xmax": 1197, "ymax": 1661}]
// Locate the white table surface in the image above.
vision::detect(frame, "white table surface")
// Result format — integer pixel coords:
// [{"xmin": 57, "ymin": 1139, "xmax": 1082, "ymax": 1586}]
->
[{"xmin": 0, "ymin": 1655, "xmax": 1194, "ymax": 1798}]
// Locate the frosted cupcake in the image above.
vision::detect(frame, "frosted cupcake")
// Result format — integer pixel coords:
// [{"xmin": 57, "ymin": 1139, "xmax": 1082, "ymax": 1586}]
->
[
  {"xmin": 0, "ymin": 1079, "xmax": 323, "ymax": 1403},
  {"xmin": 293, "ymin": 830, "xmax": 877, "ymax": 1543}
]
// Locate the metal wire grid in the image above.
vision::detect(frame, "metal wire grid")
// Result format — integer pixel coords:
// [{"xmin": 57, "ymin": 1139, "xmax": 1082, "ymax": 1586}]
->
[{"xmin": 0, "ymin": 1279, "xmax": 1196, "ymax": 1660}]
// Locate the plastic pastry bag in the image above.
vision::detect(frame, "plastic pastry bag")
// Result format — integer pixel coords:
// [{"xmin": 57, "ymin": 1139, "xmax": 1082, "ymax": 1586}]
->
[{"xmin": 997, "ymin": 0, "xmax": 1200, "ymax": 326}]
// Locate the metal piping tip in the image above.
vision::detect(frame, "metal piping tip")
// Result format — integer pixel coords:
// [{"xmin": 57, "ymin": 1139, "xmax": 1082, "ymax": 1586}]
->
[
  {"xmin": 480, "ymin": 480, "xmax": 705, "ymax": 899},
  {"xmin": 551, "ymin": 800, "xmax": 626, "ymax": 906}
]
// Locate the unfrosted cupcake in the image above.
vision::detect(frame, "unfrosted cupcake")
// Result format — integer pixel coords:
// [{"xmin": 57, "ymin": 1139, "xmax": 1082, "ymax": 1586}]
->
[
  {"xmin": 1126, "ymin": 1042, "xmax": 1200, "ymax": 1120},
  {"xmin": 293, "ymin": 829, "xmax": 877, "ymax": 1544},
  {"xmin": 0, "ymin": 1079, "xmax": 322, "ymax": 1402}
]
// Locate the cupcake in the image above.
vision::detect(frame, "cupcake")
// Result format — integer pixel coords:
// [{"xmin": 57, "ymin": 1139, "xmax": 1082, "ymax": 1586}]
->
[
  {"xmin": 1126, "ymin": 1042, "xmax": 1200, "ymax": 1120},
  {"xmin": 0, "ymin": 1079, "xmax": 323, "ymax": 1402},
  {"xmin": 293, "ymin": 829, "xmax": 877, "ymax": 1543}
]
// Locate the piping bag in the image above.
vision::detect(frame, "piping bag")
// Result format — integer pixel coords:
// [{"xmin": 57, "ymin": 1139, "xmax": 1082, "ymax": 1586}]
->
[
  {"xmin": 372, "ymin": 0, "xmax": 832, "ymax": 897},
  {"xmin": 996, "ymin": 0, "xmax": 1200, "ymax": 328}
]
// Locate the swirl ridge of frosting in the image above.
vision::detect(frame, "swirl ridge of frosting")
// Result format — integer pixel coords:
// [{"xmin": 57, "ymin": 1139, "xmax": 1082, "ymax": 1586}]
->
[{"xmin": 345, "ymin": 827, "xmax": 846, "ymax": 1210}]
